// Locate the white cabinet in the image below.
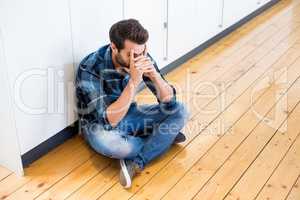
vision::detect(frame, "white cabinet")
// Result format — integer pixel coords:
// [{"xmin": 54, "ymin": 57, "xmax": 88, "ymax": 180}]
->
[
  {"xmin": 124, "ymin": 0, "xmax": 168, "ymax": 68},
  {"xmin": 168, "ymin": 0, "xmax": 223, "ymax": 62},
  {"xmin": 194, "ymin": 0, "xmax": 224, "ymax": 41},
  {"xmin": 222, "ymin": 0, "xmax": 259, "ymax": 28},
  {"xmin": 168, "ymin": 0, "xmax": 198, "ymax": 62},
  {"xmin": 70, "ymin": 0, "xmax": 123, "ymax": 66},
  {"xmin": 0, "ymin": 30, "xmax": 23, "ymax": 176},
  {"xmin": 0, "ymin": 0, "xmax": 74, "ymax": 155}
]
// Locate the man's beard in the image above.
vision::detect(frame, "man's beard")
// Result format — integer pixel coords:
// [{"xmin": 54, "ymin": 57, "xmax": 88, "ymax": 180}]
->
[{"xmin": 116, "ymin": 53, "xmax": 129, "ymax": 68}]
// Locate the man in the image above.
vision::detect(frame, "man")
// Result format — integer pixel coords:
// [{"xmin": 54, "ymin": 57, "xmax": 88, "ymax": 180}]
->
[{"xmin": 75, "ymin": 19, "xmax": 189, "ymax": 188}]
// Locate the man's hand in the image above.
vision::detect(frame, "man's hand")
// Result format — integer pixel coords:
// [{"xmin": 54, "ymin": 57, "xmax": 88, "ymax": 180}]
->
[
  {"xmin": 133, "ymin": 46, "xmax": 160, "ymax": 80},
  {"xmin": 129, "ymin": 49, "xmax": 145, "ymax": 87},
  {"xmin": 134, "ymin": 46, "xmax": 175, "ymax": 103}
]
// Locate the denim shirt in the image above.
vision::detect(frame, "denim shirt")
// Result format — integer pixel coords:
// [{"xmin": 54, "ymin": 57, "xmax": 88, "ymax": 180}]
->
[{"xmin": 75, "ymin": 44, "xmax": 177, "ymax": 131}]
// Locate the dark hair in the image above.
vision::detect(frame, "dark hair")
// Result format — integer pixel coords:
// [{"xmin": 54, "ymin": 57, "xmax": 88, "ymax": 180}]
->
[{"xmin": 109, "ymin": 19, "xmax": 149, "ymax": 50}]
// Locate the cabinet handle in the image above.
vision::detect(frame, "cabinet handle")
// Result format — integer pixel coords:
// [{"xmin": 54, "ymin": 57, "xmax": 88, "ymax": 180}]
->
[
  {"xmin": 163, "ymin": 0, "xmax": 169, "ymax": 61},
  {"xmin": 219, "ymin": 0, "xmax": 224, "ymax": 28},
  {"xmin": 163, "ymin": 22, "xmax": 168, "ymax": 29},
  {"xmin": 163, "ymin": 21, "xmax": 168, "ymax": 61}
]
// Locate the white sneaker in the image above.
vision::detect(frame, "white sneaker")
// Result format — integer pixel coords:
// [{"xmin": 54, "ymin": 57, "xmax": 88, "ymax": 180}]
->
[{"xmin": 119, "ymin": 159, "xmax": 140, "ymax": 188}]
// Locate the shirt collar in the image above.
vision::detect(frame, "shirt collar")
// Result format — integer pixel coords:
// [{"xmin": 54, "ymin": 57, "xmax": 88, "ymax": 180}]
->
[
  {"xmin": 102, "ymin": 45, "xmax": 115, "ymax": 72},
  {"xmin": 107, "ymin": 45, "xmax": 131, "ymax": 73},
  {"xmin": 100, "ymin": 45, "xmax": 130, "ymax": 78}
]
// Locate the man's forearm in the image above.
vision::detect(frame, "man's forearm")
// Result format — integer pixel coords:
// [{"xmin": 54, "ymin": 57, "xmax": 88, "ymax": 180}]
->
[
  {"xmin": 106, "ymin": 79, "xmax": 137, "ymax": 127},
  {"xmin": 150, "ymin": 75, "xmax": 174, "ymax": 102}
]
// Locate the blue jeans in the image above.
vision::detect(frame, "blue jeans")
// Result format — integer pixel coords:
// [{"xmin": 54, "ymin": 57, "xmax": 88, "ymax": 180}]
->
[{"xmin": 82, "ymin": 101, "xmax": 189, "ymax": 170}]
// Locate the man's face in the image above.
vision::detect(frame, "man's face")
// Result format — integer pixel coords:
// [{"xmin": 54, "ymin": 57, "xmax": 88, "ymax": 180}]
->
[{"xmin": 112, "ymin": 40, "xmax": 146, "ymax": 68}]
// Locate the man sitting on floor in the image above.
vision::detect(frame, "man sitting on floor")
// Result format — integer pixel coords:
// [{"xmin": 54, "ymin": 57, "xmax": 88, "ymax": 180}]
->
[{"xmin": 75, "ymin": 19, "xmax": 189, "ymax": 188}]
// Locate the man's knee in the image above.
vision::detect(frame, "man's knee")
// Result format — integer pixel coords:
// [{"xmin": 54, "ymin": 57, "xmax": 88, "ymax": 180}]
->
[
  {"xmin": 157, "ymin": 101, "xmax": 190, "ymax": 133},
  {"xmin": 177, "ymin": 101, "xmax": 189, "ymax": 117},
  {"xmin": 168, "ymin": 101, "xmax": 190, "ymax": 123},
  {"xmin": 104, "ymin": 139, "xmax": 140, "ymax": 159},
  {"xmin": 85, "ymin": 124, "xmax": 143, "ymax": 159}
]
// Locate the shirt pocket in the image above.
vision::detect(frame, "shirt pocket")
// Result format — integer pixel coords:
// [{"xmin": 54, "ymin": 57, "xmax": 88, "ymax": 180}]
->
[{"xmin": 105, "ymin": 78, "xmax": 123, "ymax": 96}]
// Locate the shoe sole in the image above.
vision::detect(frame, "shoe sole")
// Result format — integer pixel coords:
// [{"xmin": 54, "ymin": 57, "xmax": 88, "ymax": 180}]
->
[
  {"xmin": 120, "ymin": 159, "xmax": 132, "ymax": 188},
  {"xmin": 174, "ymin": 132, "xmax": 186, "ymax": 143}
]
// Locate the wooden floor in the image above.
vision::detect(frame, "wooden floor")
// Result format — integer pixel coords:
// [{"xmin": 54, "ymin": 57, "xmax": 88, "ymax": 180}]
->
[{"xmin": 1, "ymin": 0, "xmax": 300, "ymax": 199}]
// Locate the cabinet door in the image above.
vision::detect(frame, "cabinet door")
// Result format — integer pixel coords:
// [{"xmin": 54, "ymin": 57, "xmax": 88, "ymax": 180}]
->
[
  {"xmin": 193, "ymin": 0, "xmax": 223, "ymax": 48},
  {"xmin": 168, "ymin": 0, "xmax": 223, "ymax": 62},
  {"xmin": 222, "ymin": 0, "xmax": 259, "ymax": 28},
  {"xmin": 0, "ymin": 30, "xmax": 23, "ymax": 176},
  {"xmin": 124, "ymin": 0, "xmax": 168, "ymax": 68},
  {"xmin": 0, "ymin": 0, "xmax": 74, "ymax": 154},
  {"xmin": 70, "ymin": 0, "xmax": 123, "ymax": 66}
]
